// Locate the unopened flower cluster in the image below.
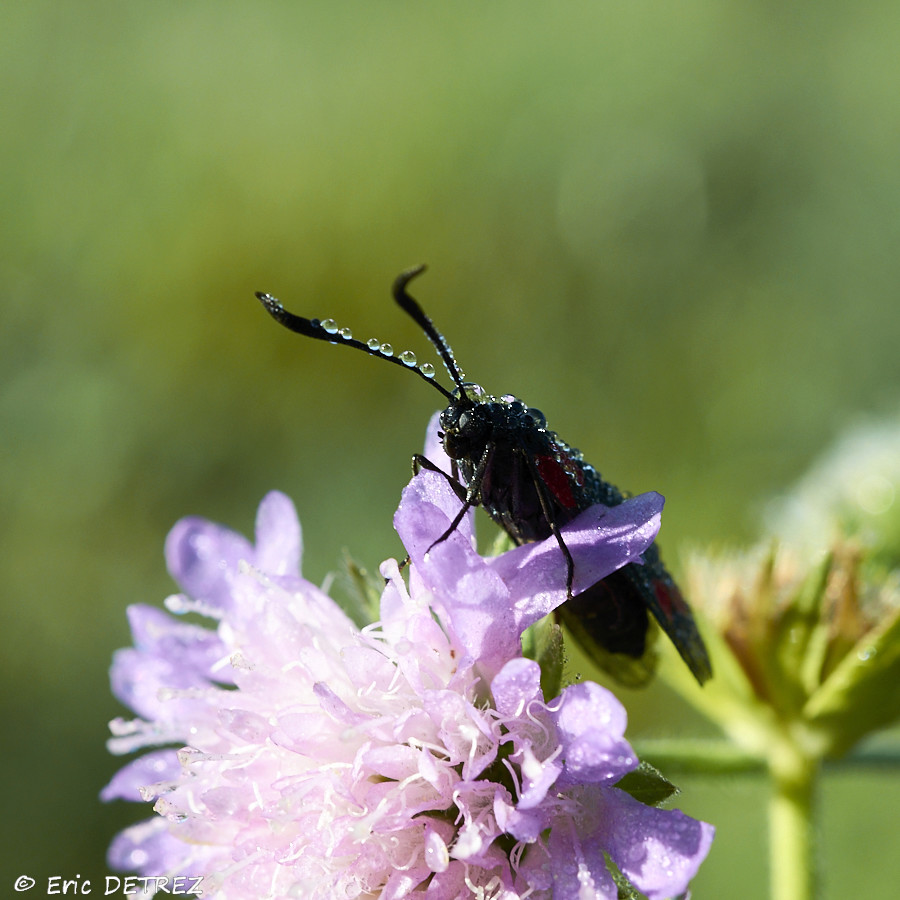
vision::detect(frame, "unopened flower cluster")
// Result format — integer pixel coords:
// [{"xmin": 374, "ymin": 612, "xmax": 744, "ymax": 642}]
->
[{"xmin": 104, "ymin": 463, "xmax": 712, "ymax": 898}]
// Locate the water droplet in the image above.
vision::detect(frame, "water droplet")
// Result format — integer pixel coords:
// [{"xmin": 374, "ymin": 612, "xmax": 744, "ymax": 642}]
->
[
  {"xmin": 458, "ymin": 382, "xmax": 485, "ymax": 400},
  {"xmin": 420, "ymin": 362, "xmax": 436, "ymax": 378},
  {"xmin": 380, "ymin": 343, "xmax": 394, "ymax": 358},
  {"xmin": 399, "ymin": 350, "xmax": 417, "ymax": 367},
  {"xmin": 858, "ymin": 646, "xmax": 876, "ymax": 662},
  {"xmin": 367, "ymin": 338, "xmax": 381, "ymax": 351},
  {"xmin": 338, "ymin": 327, "xmax": 352, "ymax": 340},
  {"xmin": 165, "ymin": 594, "xmax": 189, "ymax": 614},
  {"xmin": 321, "ymin": 318, "xmax": 338, "ymax": 334}
]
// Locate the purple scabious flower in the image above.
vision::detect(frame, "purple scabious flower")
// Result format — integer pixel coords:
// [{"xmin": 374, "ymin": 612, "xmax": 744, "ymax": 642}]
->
[{"xmin": 104, "ymin": 466, "xmax": 712, "ymax": 898}]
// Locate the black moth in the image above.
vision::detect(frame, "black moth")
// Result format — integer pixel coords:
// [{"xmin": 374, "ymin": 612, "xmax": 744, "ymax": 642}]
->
[{"xmin": 256, "ymin": 266, "xmax": 711, "ymax": 686}]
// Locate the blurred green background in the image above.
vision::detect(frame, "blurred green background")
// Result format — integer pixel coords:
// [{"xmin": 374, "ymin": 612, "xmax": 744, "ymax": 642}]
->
[{"xmin": 3, "ymin": 1, "xmax": 900, "ymax": 896}]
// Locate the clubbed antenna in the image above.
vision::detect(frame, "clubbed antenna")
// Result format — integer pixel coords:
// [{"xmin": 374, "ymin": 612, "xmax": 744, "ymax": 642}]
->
[
  {"xmin": 255, "ymin": 282, "xmax": 455, "ymax": 401},
  {"xmin": 392, "ymin": 265, "xmax": 467, "ymax": 389}
]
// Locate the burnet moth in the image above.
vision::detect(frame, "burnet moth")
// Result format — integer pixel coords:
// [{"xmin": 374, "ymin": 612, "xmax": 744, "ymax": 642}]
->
[{"xmin": 256, "ymin": 266, "xmax": 711, "ymax": 686}]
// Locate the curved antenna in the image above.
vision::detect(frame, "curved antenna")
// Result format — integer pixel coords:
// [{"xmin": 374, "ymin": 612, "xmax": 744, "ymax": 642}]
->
[
  {"xmin": 392, "ymin": 265, "xmax": 467, "ymax": 389},
  {"xmin": 255, "ymin": 290, "xmax": 455, "ymax": 401}
]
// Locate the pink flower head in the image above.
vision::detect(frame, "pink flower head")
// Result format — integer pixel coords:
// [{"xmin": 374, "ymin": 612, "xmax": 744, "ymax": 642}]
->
[{"xmin": 104, "ymin": 471, "xmax": 712, "ymax": 898}]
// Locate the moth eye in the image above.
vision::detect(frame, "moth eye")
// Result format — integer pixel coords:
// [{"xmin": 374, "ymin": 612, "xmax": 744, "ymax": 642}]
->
[{"xmin": 440, "ymin": 406, "xmax": 459, "ymax": 429}]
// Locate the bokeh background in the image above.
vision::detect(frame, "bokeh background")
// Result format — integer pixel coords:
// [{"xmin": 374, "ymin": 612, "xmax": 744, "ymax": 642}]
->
[{"xmin": 3, "ymin": 2, "xmax": 900, "ymax": 896}]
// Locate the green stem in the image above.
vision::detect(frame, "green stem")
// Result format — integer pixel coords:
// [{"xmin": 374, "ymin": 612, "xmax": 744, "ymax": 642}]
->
[
  {"xmin": 634, "ymin": 737, "xmax": 900, "ymax": 773},
  {"xmin": 768, "ymin": 745, "xmax": 818, "ymax": 900}
]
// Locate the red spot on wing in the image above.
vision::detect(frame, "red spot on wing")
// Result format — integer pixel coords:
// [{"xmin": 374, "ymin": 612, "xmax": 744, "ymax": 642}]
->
[
  {"xmin": 651, "ymin": 576, "xmax": 713, "ymax": 684},
  {"xmin": 654, "ymin": 578, "xmax": 687, "ymax": 619},
  {"xmin": 536, "ymin": 455, "xmax": 578, "ymax": 508}
]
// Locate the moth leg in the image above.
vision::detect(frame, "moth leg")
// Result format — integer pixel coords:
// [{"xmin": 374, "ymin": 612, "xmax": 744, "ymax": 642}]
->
[
  {"xmin": 411, "ymin": 454, "xmax": 468, "ymax": 504},
  {"xmin": 523, "ymin": 452, "xmax": 576, "ymax": 599},
  {"xmin": 410, "ymin": 453, "xmax": 473, "ymax": 550},
  {"xmin": 427, "ymin": 501, "xmax": 476, "ymax": 553},
  {"xmin": 412, "ymin": 445, "xmax": 492, "ymax": 553}
]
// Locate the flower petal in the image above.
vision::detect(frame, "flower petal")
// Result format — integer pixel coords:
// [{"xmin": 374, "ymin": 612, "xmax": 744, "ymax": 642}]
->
[
  {"xmin": 253, "ymin": 490, "xmax": 302, "ymax": 576},
  {"xmin": 548, "ymin": 819, "xmax": 618, "ymax": 899},
  {"xmin": 165, "ymin": 517, "xmax": 254, "ymax": 613},
  {"xmin": 594, "ymin": 787, "xmax": 715, "ymax": 900},
  {"xmin": 491, "ymin": 657, "xmax": 543, "ymax": 716},
  {"xmin": 553, "ymin": 681, "xmax": 636, "ymax": 785},
  {"xmin": 489, "ymin": 492, "xmax": 664, "ymax": 628},
  {"xmin": 424, "ymin": 409, "xmax": 454, "ymax": 474},
  {"xmin": 100, "ymin": 749, "xmax": 180, "ymax": 802},
  {"xmin": 395, "ymin": 470, "xmax": 520, "ymax": 675}
]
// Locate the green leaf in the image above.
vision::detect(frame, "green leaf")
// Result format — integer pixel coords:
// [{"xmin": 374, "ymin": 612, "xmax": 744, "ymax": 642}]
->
[
  {"xmin": 804, "ymin": 599, "xmax": 900, "ymax": 756},
  {"xmin": 772, "ymin": 552, "xmax": 831, "ymax": 710},
  {"xmin": 331, "ymin": 551, "xmax": 382, "ymax": 627},
  {"xmin": 613, "ymin": 761, "xmax": 679, "ymax": 807},
  {"xmin": 485, "ymin": 529, "xmax": 516, "ymax": 557},
  {"xmin": 521, "ymin": 616, "xmax": 565, "ymax": 701}
]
